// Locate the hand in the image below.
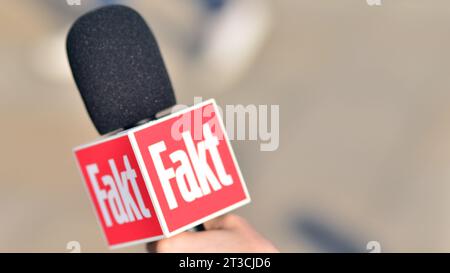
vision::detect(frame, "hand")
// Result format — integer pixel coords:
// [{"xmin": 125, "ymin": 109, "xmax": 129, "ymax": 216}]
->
[{"xmin": 147, "ymin": 214, "xmax": 278, "ymax": 253}]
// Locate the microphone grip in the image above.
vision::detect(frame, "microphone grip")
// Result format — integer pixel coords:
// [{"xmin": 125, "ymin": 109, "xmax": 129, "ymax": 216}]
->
[{"xmin": 191, "ymin": 224, "xmax": 205, "ymax": 232}]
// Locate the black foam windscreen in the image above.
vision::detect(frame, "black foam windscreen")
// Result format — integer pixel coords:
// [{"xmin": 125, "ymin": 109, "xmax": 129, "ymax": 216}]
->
[{"xmin": 67, "ymin": 5, "xmax": 176, "ymax": 135}]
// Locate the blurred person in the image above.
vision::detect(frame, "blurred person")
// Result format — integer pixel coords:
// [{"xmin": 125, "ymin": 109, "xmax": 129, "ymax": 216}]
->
[
  {"xmin": 147, "ymin": 214, "xmax": 278, "ymax": 253},
  {"xmin": 31, "ymin": 0, "xmax": 270, "ymax": 88},
  {"xmin": 191, "ymin": 0, "xmax": 272, "ymax": 92}
]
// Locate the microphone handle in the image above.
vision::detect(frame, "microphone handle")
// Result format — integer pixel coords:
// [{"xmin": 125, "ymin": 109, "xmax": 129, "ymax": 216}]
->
[{"xmin": 191, "ymin": 224, "xmax": 205, "ymax": 232}]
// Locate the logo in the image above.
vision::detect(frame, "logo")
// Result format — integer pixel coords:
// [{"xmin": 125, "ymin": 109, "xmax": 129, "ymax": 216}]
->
[
  {"xmin": 171, "ymin": 97, "xmax": 280, "ymax": 152},
  {"xmin": 86, "ymin": 155, "xmax": 151, "ymax": 227},
  {"xmin": 149, "ymin": 124, "xmax": 233, "ymax": 210}
]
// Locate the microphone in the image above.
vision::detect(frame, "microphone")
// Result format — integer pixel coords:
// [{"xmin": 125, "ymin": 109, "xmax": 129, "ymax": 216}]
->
[
  {"xmin": 69, "ymin": 5, "xmax": 249, "ymax": 248},
  {"xmin": 66, "ymin": 5, "xmax": 176, "ymax": 135}
]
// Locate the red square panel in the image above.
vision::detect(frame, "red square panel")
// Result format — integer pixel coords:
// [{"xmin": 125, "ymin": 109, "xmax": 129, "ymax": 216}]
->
[
  {"xmin": 131, "ymin": 100, "xmax": 250, "ymax": 236},
  {"xmin": 74, "ymin": 134, "xmax": 163, "ymax": 248}
]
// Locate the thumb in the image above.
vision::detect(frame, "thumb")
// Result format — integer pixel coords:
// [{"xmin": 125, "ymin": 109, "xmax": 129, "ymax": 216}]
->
[{"xmin": 147, "ymin": 214, "xmax": 244, "ymax": 253}]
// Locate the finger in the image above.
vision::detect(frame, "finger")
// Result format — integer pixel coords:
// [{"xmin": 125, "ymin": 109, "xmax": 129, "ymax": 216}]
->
[
  {"xmin": 146, "ymin": 220, "xmax": 227, "ymax": 253},
  {"xmin": 203, "ymin": 214, "xmax": 247, "ymax": 230},
  {"xmin": 147, "ymin": 232, "xmax": 199, "ymax": 253},
  {"xmin": 146, "ymin": 214, "xmax": 248, "ymax": 253},
  {"xmin": 149, "ymin": 230, "xmax": 235, "ymax": 253}
]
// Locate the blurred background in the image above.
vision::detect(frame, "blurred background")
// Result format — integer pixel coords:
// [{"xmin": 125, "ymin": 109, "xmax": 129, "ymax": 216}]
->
[{"xmin": 1, "ymin": 0, "xmax": 450, "ymax": 252}]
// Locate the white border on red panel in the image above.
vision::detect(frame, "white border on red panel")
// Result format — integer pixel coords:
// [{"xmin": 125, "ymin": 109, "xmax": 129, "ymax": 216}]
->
[
  {"xmin": 109, "ymin": 234, "xmax": 165, "ymax": 250},
  {"xmin": 212, "ymin": 100, "xmax": 251, "ymax": 205},
  {"xmin": 128, "ymin": 132, "xmax": 171, "ymax": 237},
  {"xmin": 128, "ymin": 99, "xmax": 251, "ymax": 238},
  {"xmin": 73, "ymin": 149, "xmax": 112, "ymax": 247},
  {"xmin": 166, "ymin": 198, "xmax": 251, "ymax": 238}
]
